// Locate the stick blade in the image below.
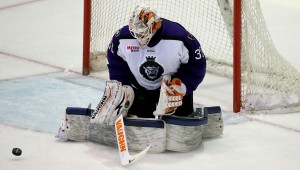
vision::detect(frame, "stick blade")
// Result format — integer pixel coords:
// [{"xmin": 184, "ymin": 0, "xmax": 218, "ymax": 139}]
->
[
  {"xmin": 115, "ymin": 114, "xmax": 151, "ymax": 166},
  {"xmin": 122, "ymin": 144, "xmax": 151, "ymax": 165}
]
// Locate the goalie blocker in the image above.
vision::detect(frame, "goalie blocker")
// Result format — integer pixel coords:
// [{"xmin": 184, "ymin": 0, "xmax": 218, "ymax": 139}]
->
[{"xmin": 56, "ymin": 106, "xmax": 223, "ymax": 153}]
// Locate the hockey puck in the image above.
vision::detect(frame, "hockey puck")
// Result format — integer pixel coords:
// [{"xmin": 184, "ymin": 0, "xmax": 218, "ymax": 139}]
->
[{"xmin": 12, "ymin": 148, "xmax": 22, "ymax": 156}]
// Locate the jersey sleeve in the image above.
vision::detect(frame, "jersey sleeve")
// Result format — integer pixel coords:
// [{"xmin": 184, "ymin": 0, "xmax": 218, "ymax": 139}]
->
[
  {"xmin": 107, "ymin": 28, "xmax": 136, "ymax": 86},
  {"xmin": 173, "ymin": 32, "xmax": 206, "ymax": 95}
]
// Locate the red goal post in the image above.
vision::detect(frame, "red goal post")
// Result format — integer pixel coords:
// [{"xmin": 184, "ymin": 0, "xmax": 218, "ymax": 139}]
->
[
  {"xmin": 233, "ymin": 0, "xmax": 242, "ymax": 112},
  {"xmin": 82, "ymin": 0, "xmax": 91, "ymax": 76},
  {"xmin": 82, "ymin": 0, "xmax": 300, "ymax": 113}
]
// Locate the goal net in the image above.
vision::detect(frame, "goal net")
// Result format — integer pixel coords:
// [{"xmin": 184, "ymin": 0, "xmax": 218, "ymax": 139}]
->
[{"xmin": 83, "ymin": 0, "xmax": 300, "ymax": 112}]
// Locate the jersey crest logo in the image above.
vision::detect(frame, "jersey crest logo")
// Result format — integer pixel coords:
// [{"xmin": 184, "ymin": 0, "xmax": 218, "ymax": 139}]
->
[{"xmin": 140, "ymin": 56, "xmax": 164, "ymax": 82}]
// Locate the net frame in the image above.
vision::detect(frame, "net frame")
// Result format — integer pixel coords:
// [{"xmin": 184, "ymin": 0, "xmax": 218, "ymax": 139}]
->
[{"xmin": 82, "ymin": 0, "xmax": 300, "ymax": 113}]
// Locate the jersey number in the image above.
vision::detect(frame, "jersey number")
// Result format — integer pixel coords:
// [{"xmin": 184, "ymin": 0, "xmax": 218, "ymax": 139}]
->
[
  {"xmin": 109, "ymin": 42, "xmax": 114, "ymax": 54},
  {"xmin": 195, "ymin": 48, "xmax": 204, "ymax": 60}
]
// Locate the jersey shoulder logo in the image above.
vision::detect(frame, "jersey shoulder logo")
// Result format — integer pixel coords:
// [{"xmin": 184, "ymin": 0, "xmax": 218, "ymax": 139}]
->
[
  {"xmin": 139, "ymin": 56, "xmax": 164, "ymax": 82},
  {"xmin": 114, "ymin": 29, "xmax": 120, "ymax": 37},
  {"xmin": 187, "ymin": 33, "xmax": 195, "ymax": 40}
]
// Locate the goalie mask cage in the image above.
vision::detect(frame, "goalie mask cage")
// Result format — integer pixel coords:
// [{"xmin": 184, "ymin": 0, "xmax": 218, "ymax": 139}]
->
[{"xmin": 83, "ymin": 0, "xmax": 300, "ymax": 113}]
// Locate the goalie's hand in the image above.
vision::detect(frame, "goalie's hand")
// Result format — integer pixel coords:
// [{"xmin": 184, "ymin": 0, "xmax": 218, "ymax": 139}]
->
[
  {"xmin": 153, "ymin": 76, "xmax": 186, "ymax": 116},
  {"xmin": 164, "ymin": 77, "xmax": 186, "ymax": 113},
  {"xmin": 166, "ymin": 78, "xmax": 186, "ymax": 97}
]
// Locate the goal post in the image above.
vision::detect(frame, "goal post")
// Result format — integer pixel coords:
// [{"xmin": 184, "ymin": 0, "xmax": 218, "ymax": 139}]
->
[
  {"xmin": 82, "ymin": 0, "xmax": 91, "ymax": 76},
  {"xmin": 82, "ymin": 0, "xmax": 300, "ymax": 113},
  {"xmin": 233, "ymin": 0, "xmax": 242, "ymax": 113}
]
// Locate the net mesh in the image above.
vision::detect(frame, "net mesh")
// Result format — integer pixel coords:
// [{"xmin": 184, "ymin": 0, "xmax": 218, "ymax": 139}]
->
[
  {"xmin": 87, "ymin": 0, "xmax": 300, "ymax": 111},
  {"xmin": 89, "ymin": 0, "xmax": 232, "ymax": 72},
  {"xmin": 241, "ymin": 0, "xmax": 300, "ymax": 110}
]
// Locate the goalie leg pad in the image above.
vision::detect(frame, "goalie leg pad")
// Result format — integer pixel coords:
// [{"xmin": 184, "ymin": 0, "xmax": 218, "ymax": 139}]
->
[
  {"xmin": 124, "ymin": 118, "xmax": 166, "ymax": 153},
  {"xmin": 202, "ymin": 106, "xmax": 224, "ymax": 138},
  {"xmin": 56, "ymin": 107, "xmax": 91, "ymax": 141},
  {"xmin": 88, "ymin": 123, "xmax": 117, "ymax": 146},
  {"xmin": 58, "ymin": 107, "xmax": 166, "ymax": 153},
  {"xmin": 162, "ymin": 110, "xmax": 207, "ymax": 152},
  {"xmin": 88, "ymin": 117, "xmax": 167, "ymax": 153}
]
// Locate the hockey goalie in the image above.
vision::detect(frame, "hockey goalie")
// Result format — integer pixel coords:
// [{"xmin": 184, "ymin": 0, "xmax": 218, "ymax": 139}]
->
[{"xmin": 56, "ymin": 4, "xmax": 223, "ymax": 163}]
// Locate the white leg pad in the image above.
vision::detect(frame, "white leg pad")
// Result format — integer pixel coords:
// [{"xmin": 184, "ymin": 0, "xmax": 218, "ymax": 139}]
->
[
  {"xmin": 203, "ymin": 107, "xmax": 224, "ymax": 138},
  {"xmin": 162, "ymin": 113, "xmax": 207, "ymax": 152},
  {"xmin": 166, "ymin": 124, "xmax": 203, "ymax": 152},
  {"xmin": 88, "ymin": 118, "xmax": 166, "ymax": 153},
  {"xmin": 124, "ymin": 119, "xmax": 166, "ymax": 153},
  {"xmin": 65, "ymin": 114, "xmax": 90, "ymax": 141}
]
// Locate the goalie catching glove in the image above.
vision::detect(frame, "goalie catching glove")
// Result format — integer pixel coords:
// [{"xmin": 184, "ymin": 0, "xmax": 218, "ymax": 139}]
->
[
  {"xmin": 90, "ymin": 80, "xmax": 134, "ymax": 125},
  {"xmin": 153, "ymin": 75, "xmax": 186, "ymax": 116}
]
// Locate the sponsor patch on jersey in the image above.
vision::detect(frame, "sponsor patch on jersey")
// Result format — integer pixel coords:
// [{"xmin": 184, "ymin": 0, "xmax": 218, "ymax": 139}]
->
[
  {"xmin": 147, "ymin": 49, "xmax": 155, "ymax": 53},
  {"xmin": 126, "ymin": 45, "xmax": 140, "ymax": 52}
]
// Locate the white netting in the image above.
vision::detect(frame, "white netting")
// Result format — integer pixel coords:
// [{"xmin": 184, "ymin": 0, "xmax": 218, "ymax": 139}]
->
[
  {"xmin": 89, "ymin": 0, "xmax": 232, "ymax": 73},
  {"xmin": 241, "ymin": 0, "xmax": 300, "ymax": 110},
  {"xmin": 86, "ymin": 0, "xmax": 300, "ymax": 111}
]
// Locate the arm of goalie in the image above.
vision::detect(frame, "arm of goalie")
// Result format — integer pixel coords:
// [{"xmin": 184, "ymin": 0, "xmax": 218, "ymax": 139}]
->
[{"xmin": 153, "ymin": 76, "xmax": 186, "ymax": 117}]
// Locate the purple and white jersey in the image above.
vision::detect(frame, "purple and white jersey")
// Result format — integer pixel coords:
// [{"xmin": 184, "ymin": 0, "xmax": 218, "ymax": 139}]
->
[{"xmin": 107, "ymin": 18, "xmax": 206, "ymax": 94}]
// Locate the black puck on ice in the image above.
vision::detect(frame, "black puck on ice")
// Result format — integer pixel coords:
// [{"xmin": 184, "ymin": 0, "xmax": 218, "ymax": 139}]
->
[{"xmin": 12, "ymin": 148, "xmax": 22, "ymax": 156}]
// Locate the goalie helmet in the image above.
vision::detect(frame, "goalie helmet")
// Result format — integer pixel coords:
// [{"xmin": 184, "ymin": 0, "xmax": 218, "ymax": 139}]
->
[{"xmin": 129, "ymin": 5, "xmax": 162, "ymax": 47}]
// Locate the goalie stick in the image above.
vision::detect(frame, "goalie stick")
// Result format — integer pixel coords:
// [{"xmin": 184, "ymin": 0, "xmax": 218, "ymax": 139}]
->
[{"xmin": 114, "ymin": 113, "xmax": 151, "ymax": 165}]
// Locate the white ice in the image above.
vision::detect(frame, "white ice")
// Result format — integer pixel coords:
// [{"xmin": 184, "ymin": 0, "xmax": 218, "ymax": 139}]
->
[{"xmin": 0, "ymin": 0, "xmax": 300, "ymax": 170}]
